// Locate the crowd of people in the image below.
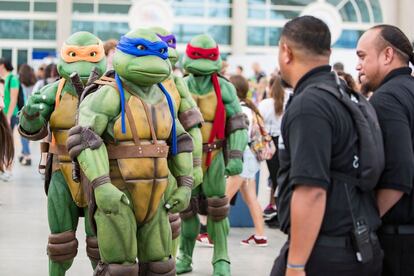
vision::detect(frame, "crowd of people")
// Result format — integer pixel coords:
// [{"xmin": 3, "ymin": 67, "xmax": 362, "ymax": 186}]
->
[{"xmin": 1, "ymin": 15, "xmax": 414, "ymax": 276}]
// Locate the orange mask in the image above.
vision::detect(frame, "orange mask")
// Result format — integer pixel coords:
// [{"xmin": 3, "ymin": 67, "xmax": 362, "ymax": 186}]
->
[{"xmin": 60, "ymin": 42, "xmax": 105, "ymax": 63}]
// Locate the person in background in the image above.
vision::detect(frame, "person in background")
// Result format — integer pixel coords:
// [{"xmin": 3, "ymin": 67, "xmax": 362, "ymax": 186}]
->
[
  {"xmin": 103, "ymin": 39, "xmax": 118, "ymax": 70},
  {"xmin": 357, "ymin": 24, "xmax": 414, "ymax": 276},
  {"xmin": 252, "ymin": 62, "xmax": 266, "ymax": 83},
  {"xmin": 35, "ymin": 63, "xmax": 46, "ymax": 80},
  {"xmin": 235, "ymin": 65, "xmax": 244, "ymax": 76},
  {"xmin": 32, "ymin": 63, "xmax": 59, "ymax": 93},
  {"xmin": 258, "ymin": 75, "xmax": 291, "ymax": 228},
  {"xmin": 337, "ymin": 71, "xmax": 359, "ymax": 92},
  {"xmin": 253, "ymin": 77, "xmax": 268, "ymax": 104},
  {"xmin": 0, "ymin": 58, "xmax": 19, "ymax": 181},
  {"xmin": 0, "ymin": 79, "xmax": 14, "ymax": 173},
  {"xmin": 333, "ymin": 61, "xmax": 344, "ymax": 73},
  {"xmin": 17, "ymin": 64, "xmax": 36, "ymax": 166},
  {"xmin": 227, "ymin": 74, "xmax": 268, "ymax": 246}
]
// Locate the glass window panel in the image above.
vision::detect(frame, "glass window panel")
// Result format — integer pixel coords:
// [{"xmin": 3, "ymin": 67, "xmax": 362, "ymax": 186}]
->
[
  {"xmin": 173, "ymin": 24, "xmax": 205, "ymax": 44},
  {"xmin": 270, "ymin": 9, "xmax": 299, "ymax": 19},
  {"xmin": 356, "ymin": 0, "xmax": 370, "ymax": 22},
  {"xmin": 247, "ymin": 27, "xmax": 266, "ymax": 46},
  {"xmin": 248, "ymin": 8, "xmax": 266, "ymax": 19},
  {"xmin": 208, "ymin": 7, "xmax": 231, "ymax": 18},
  {"xmin": 72, "ymin": 21, "xmax": 94, "ymax": 33},
  {"xmin": 0, "ymin": 1, "xmax": 29, "ymax": 11},
  {"xmin": 2, "ymin": 49, "xmax": 12, "ymax": 62},
  {"xmin": 333, "ymin": 30, "xmax": 363, "ymax": 48},
  {"xmin": 248, "ymin": 0, "xmax": 265, "ymax": 4},
  {"xmin": 268, "ymin": 27, "xmax": 281, "ymax": 46},
  {"xmin": 95, "ymin": 22, "xmax": 129, "ymax": 41},
  {"xmin": 0, "ymin": 20, "xmax": 30, "ymax": 39},
  {"xmin": 174, "ymin": 0, "xmax": 202, "ymax": 3},
  {"xmin": 271, "ymin": 0, "xmax": 313, "ymax": 6},
  {"xmin": 207, "ymin": 25, "xmax": 231, "ymax": 45},
  {"xmin": 371, "ymin": 0, "xmax": 383, "ymax": 22},
  {"xmin": 98, "ymin": 4, "xmax": 130, "ymax": 14},
  {"xmin": 34, "ymin": 2, "xmax": 57, "ymax": 12},
  {"xmin": 340, "ymin": 2, "xmax": 358, "ymax": 22},
  {"xmin": 173, "ymin": 6, "xmax": 204, "ymax": 17},
  {"xmin": 73, "ymin": 3, "xmax": 94, "ymax": 13},
  {"xmin": 17, "ymin": 50, "xmax": 28, "ymax": 67},
  {"xmin": 33, "ymin": 20, "xmax": 56, "ymax": 40},
  {"xmin": 327, "ymin": 0, "xmax": 342, "ymax": 6},
  {"xmin": 209, "ymin": 0, "xmax": 231, "ymax": 3}
]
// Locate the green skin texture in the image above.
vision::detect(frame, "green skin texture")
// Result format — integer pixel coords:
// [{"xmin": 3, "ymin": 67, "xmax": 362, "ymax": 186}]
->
[
  {"xmin": 149, "ymin": 26, "xmax": 204, "ymax": 257},
  {"xmin": 177, "ymin": 34, "xmax": 248, "ymax": 276},
  {"xmin": 18, "ymin": 32, "xmax": 107, "ymax": 276},
  {"xmin": 75, "ymin": 28, "xmax": 193, "ymax": 267}
]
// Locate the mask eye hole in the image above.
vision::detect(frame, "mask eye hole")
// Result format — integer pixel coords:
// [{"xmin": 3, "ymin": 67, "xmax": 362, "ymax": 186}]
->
[
  {"xmin": 90, "ymin": 51, "xmax": 97, "ymax": 57},
  {"xmin": 167, "ymin": 39, "xmax": 174, "ymax": 45},
  {"xmin": 193, "ymin": 52, "xmax": 201, "ymax": 57},
  {"xmin": 69, "ymin": 51, "xmax": 76, "ymax": 57},
  {"xmin": 137, "ymin": 45, "xmax": 146, "ymax": 50},
  {"xmin": 160, "ymin": 48, "xmax": 166, "ymax": 54},
  {"xmin": 209, "ymin": 53, "xmax": 216, "ymax": 58}
]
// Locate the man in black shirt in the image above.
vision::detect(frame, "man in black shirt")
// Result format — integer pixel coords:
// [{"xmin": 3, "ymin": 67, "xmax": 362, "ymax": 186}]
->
[
  {"xmin": 357, "ymin": 25, "xmax": 414, "ymax": 276},
  {"xmin": 270, "ymin": 16, "xmax": 383, "ymax": 276}
]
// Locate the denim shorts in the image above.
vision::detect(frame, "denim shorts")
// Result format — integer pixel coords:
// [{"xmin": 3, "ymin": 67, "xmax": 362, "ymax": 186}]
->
[{"xmin": 240, "ymin": 147, "xmax": 260, "ymax": 179}]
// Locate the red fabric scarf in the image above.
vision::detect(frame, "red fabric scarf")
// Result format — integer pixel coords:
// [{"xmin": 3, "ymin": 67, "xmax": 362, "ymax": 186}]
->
[
  {"xmin": 186, "ymin": 44, "xmax": 219, "ymax": 61},
  {"xmin": 205, "ymin": 72, "xmax": 226, "ymax": 167}
]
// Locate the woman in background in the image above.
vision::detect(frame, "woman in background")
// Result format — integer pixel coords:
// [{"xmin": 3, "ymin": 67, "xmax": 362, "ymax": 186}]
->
[
  {"xmin": 226, "ymin": 74, "xmax": 268, "ymax": 246},
  {"xmin": 0, "ymin": 79, "xmax": 14, "ymax": 174},
  {"xmin": 18, "ymin": 64, "xmax": 37, "ymax": 165},
  {"xmin": 258, "ymin": 75, "xmax": 291, "ymax": 227}
]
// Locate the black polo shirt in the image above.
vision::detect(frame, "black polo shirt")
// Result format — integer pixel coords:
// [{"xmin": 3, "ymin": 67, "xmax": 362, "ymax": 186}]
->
[
  {"xmin": 277, "ymin": 65, "xmax": 381, "ymax": 236},
  {"xmin": 370, "ymin": 67, "xmax": 414, "ymax": 225}
]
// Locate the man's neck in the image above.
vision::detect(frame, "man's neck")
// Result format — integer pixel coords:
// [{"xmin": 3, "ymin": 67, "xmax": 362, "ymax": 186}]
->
[
  {"xmin": 0, "ymin": 71, "xmax": 10, "ymax": 79},
  {"xmin": 290, "ymin": 61, "xmax": 329, "ymax": 89}
]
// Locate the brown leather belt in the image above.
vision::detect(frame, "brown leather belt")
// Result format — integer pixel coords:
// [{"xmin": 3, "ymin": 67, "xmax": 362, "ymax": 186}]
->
[
  {"xmin": 202, "ymin": 140, "xmax": 225, "ymax": 153},
  {"xmin": 106, "ymin": 143, "xmax": 169, "ymax": 159},
  {"xmin": 49, "ymin": 143, "xmax": 69, "ymax": 156}
]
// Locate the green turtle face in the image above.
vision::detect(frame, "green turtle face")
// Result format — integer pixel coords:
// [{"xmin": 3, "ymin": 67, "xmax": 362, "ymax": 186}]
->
[
  {"xmin": 113, "ymin": 28, "xmax": 171, "ymax": 87},
  {"xmin": 149, "ymin": 27, "xmax": 178, "ymax": 66},
  {"xmin": 183, "ymin": 34, "xmax": 222, "ymax": 76},
  {"xmin": 57, "ymin": 31, "xmax": 106, "ymax": 84}
]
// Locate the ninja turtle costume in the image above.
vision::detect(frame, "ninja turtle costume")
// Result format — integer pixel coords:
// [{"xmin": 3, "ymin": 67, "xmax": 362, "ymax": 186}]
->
[
  {"xmin": 18, "ymin": 31, "xmax": 107, "ymax": 276},
  {"xmin": 176, "ymin": 34, "xmax": 248, "ymax": 276},
  {"xmin": 149, "ymin": 26, "xmax": 204, "ymax": 255},
  {"xmin": 66, "ymin": 28, "xmax": 193, "ymax": 276}
]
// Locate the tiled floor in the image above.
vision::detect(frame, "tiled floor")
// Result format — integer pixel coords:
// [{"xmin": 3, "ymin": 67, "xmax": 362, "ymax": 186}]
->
[{"xmin": 0, "ymin": 141, "xmax": 286, "ymax": 276}]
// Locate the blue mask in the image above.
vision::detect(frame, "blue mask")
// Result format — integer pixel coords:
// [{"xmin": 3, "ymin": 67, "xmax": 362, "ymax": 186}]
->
[{"xmin": 116, "ymin": 36, "xmax": 168, "ymax": 60}]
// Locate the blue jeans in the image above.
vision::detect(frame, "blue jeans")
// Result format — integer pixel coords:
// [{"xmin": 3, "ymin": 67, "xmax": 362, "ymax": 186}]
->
[{"xmin": 10, "ymin": 115, "xmax": 30, "ymax": 155}]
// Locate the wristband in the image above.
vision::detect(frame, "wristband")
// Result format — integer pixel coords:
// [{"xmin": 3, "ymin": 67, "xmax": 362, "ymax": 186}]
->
[{"xmin": 286, "ymin": 263, "xmax": 305, "ymax": 271}]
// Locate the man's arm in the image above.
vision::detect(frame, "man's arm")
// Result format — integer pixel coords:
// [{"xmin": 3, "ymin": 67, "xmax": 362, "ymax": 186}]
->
[
  {"xmin": 7, "ymin": 87, "xmax": 18, "ymax": 122},
  {"xmin": 287, "ymin": 186, "xmax": 326, "ymax": 274},
  {"xmin": 376, "ymin": 189, "xmax": 404, "ymax": 217}
]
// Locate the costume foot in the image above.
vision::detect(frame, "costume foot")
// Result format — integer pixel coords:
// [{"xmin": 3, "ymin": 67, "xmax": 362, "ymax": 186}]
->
[
  {"xmin": 213, "ymin": 260, "xmax": 230, "ymax": 276},
  {"xmin": 176, "ymin": 256, "xmax": 192, "ymax": 274}
]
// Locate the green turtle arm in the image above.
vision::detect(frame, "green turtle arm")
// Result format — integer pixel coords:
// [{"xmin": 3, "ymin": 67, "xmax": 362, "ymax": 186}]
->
[
  {"xmin": 221, "ymin": 79, "xmax": 248, "ymax": 176},
  {"xmin": 19, "ymin": 81, "xmax": 58, "ymax": 136},
  {"xmin": 76, "ymin": 85, "xmax": 120, "ymax": 181},
  {"xmin": 173, "ymin": 74, "xmax": 203, "ymax": 186}
]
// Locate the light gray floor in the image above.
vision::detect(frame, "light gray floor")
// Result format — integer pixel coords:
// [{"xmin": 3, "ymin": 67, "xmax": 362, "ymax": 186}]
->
[{"xmin": 0, "ymin": 140, "xmax": 286, "ymax": 276}]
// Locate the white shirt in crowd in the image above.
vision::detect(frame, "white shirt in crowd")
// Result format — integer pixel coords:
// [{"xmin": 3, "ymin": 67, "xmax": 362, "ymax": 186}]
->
[
  {"xmin": 241, "ymin": 103, "xmax": 254, "ymax": 143},
  {"xmin": 258, "ymin": 89, "xmax": 292, "ymax": 137}
]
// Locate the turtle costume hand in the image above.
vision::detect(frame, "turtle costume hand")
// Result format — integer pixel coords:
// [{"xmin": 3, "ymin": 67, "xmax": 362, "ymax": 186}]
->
[
  {"xmin": 18, "ymin": 31, "xmax": 106, "ymax": 276},
  {"xmin": 176, "ymin": 34, "xmax": 248, "ymax": 276},
  {"xmin": 69, "ymin": 28, "xmax": 194, "ymax": 276}
]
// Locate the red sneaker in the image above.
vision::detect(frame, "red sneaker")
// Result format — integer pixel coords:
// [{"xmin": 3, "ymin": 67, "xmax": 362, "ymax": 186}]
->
[
  {"xmin": 196, "ymin": 233, "xmax": 214, "ymax": 247},
  {"xmin": 240, "ymin": 235, "xmax": 268, "ymax": 247}
]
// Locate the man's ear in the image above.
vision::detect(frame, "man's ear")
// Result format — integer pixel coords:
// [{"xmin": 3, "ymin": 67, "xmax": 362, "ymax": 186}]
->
[
  {"xmin": 281, "ymin": 42, "xmax": 293, "ymax": 65},
  {"xmin": 383, "ymin": 46, "xmax": 394, "ymax": 65}
]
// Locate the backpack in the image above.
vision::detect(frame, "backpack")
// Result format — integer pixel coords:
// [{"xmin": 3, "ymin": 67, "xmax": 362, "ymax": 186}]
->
[
  {"xmin": 5, "ymin": 75, "xmax": 25, "ymax": 110},
  {"xmin": 306, "ymin": 72, "xmax": 384, "ymax": 191},
  {"xmin": 246, "ymin": 105, "xmax": 276, "ymax": 161}
]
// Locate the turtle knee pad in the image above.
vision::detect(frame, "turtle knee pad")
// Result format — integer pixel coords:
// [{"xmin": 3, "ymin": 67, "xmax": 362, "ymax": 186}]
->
[
  {"xmin": 86, "ymin": 236, "xmax": 100, "ymax": 263},
  {"xmin": 207, "ymin": 196, "xmax": 230, "ymax": 222},
  {"xmin": 180, "ymin": 197, "xmax": 198, "ymax": 220},
  {"xmin": 47, "ymin": 231, "xmax": 78, "ymax": 262},
  {"xmin": 94, "ymin": 262, "xmax": 139, "ymax": 276},
  {"xmin": 169, "ymin": 213, "xmax": 181, "ymax": 240},
  {"xmin": 139, "ymin": 257, "xmax": 175, "ymax": 276}
]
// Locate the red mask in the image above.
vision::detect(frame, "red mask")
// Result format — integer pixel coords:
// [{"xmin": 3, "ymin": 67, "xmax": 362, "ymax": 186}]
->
[{"xmin": 186, "ymin": 44, "xmax": 220, "ymax": 61}]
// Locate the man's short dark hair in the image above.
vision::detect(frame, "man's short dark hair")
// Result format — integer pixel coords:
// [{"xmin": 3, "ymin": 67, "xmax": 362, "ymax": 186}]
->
[
  {"xmin": 371, "ymin": 24, "xmax": 414, "ymax": 65},
  {"xmin": 333, "ymin": 62, "xmax": 344, "ymax": 72},
  {"xmin": 0, "ymin": 58, "xmax": 13, "ymax": 71},
  {"xmin": 281, "ymin": 15, "xmax": 331, "ymax": 56}
]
